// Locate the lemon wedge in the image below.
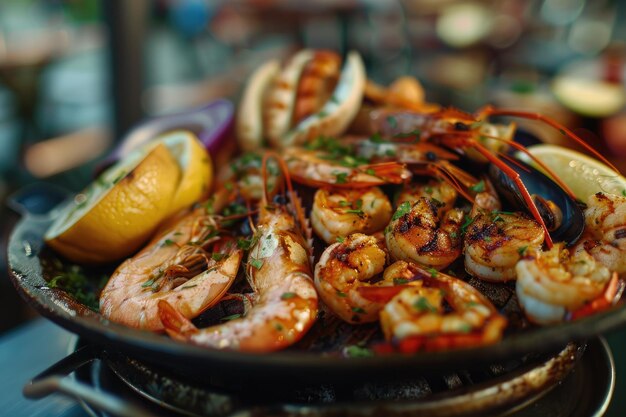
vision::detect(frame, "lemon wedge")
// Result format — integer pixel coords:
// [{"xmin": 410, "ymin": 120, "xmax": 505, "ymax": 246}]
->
[
  {"xmin": 45, "ymin": 143, "xmax": 181, "ymax": 264},
  {"xmin": 516, "ymin": 144, "xmax": 626, "ymax": 201},
  {"xmin": 153, "ymin": 131, "xmax": 212, "ymax": 216}
]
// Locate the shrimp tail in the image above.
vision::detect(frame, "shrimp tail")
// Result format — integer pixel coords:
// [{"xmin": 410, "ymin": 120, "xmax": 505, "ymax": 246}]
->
[
  {"xmin": 158, "ymin": 300, "xmax": 198, "ymax": 341},
  {"xmin": 569, "ymin": 273, "xmax": 624, "ymax": 321}
]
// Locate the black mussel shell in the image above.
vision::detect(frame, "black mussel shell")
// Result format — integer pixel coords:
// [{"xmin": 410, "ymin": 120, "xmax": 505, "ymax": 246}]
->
[{"xmin": 488, "ymin": 158, "xmax": 585, "ymax": 246}]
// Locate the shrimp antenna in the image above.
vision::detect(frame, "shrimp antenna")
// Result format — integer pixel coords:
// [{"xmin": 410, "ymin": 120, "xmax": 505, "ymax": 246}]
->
[
  {"xmin": 474, "ymin": 132, "xmax": 578, "ymax": 201},
  {"xmin": 478, "ymin": 106, "xmax": 621, "ymax": 175},
  {"xmin": 261, "ymin": 151, "xmax": 310, "ymax": 243}
]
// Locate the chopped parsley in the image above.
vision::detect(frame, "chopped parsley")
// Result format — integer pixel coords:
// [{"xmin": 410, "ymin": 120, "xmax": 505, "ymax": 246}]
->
[
  {"xmin": 517, "ymin": 246, "xmax": 528, "ymax": 256},
  {"xmin": 281, "ymin": 292, "xmax": 297, "ymax": 300},
  {"xmin": 334, "ymin": 172, "xmax": 348, "ymax": 184},
  {"xmin": 46, "ymin": 265, "xmax": 108, "ymax": 312},
  {"xmin": 386, "ymin": 115, "xmax": 398, "ymax": 129},
  {"xmin": 413, "ymin": 296, "xmax": 437, "ymax": 313},
  {"xmin": 458, "ymin": 323, "xmax": 473, "ymax": 333},
  {"xmin": 460, "ymin": 216, "xmax": 475, "ymax": 235},
  {"xmin": 344, "ymin": 344, "xmax": 374, "ymax": 358},
  {"xmin": 392, "ymin": 201, "xmax": 412, "ymax": 220},
  {"xmin": 211, "ymin": 252, "xmax": 227, "ymax": 261},
  {"xmin": 249, "ymin": 258, "xmax": 264, "ymax": 269},
  {"xmin": 427, "ymin": 268, "xmax": 438, "ymax": 278},
  {"xmin": 336, "ymin": 290, "xmax": 347, "ymax": 297},
  {"xmin": 336, "ymin": 236, "xmax": 345, "ymax": 243},
  {"xmin": 469, "ymin": 180, "xmax": 485, "ymax": 193},
  {"xmin": 352, "ymin": 306, "xmax": 366, "ymax": 314},
  {"xmin": 393, "ymin": 129, "xmax": 421, "ymax": 139},
  {"xmin": 162, "ymin": 239, "xmax": 175, "ymax": 246},
  {"xmin": 369, "ymin": 132, "xmax": 385, "ymax": 143},
  {"xmin": 393, "ymin": 278, "xmax": 409, "ymax": 285}
]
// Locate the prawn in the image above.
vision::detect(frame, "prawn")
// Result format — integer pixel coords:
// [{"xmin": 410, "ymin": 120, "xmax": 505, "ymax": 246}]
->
[
  {"xmin": 311, "ymin": 187, "xmax": 392, "ymax": 244},
  {"xmin": 158, "ymin": 152, "xmax": 318, "ymax": 352},
  {"xmin": 315, "ymin": 234, "xmax": 424, "ymax": 324},
  {"xmin": 100, "ymin": 205, "xmax": 244, "ymax": 331},
  {"xmin": 516, "ymin": 243, "xmax": 621, "ymax": 325},
  {"xmin": 396, "ymin": 178, "xmax": 458, "ymax": 218},
  {"xmin": 367, "ymin": 106, "xmax": 619, "ymax": 248},
  {"xmin": 581, "ymin": 192, "xmax": 626, "ymax": 275},
  {"xmin": 464, "ymin": 210, "xmax": 545, "ymax": 282},
  {"xmin": 385, "ymin": 197, "xmax": 465, "ymax": 270},
  {"xmin": 369, "ymin": 265, "xmax": 507, "ymax": 353}
]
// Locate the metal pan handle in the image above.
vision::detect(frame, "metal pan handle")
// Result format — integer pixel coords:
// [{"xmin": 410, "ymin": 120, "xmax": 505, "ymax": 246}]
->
[{"xmin": 23, "ymin": 345, "xmax": 156, "ymax": 417}]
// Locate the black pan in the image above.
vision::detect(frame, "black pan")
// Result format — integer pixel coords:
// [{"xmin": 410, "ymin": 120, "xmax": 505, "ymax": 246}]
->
[{"xmin": 7, "ymin": 181, "xmax": 626, "ymax": 385}]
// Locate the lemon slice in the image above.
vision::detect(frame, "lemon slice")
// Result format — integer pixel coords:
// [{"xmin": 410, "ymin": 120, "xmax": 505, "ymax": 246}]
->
[
  {"xmin": 45, "ymin": 143, "xmax": 181, "ymax": 264},
  {"xmin": 152, "ymin": 131, "xmax": 212, "ymax": 216},
  {"xmin": 516, "ymin": 144, "xmax": 626, "ymax": 201}
]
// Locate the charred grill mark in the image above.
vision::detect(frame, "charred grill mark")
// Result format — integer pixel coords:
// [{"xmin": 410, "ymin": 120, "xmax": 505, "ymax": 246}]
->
[
  {"xmin": 583, "ymin": 239, "xmax": 601, "ymax": 252},
  {"xmin": 418, "ymin": 233, "xmax": 440, "ymax": 254},
  {"xmin": 615, "ymin": 229, "xmax": 626, "ymax": 240},
  {"xmin": 398, "ymin": 218, "xmax": 411, "ymax": 234},
  {"xmin": 454, "ymin": 122, "xmax": 470, "ymax": 131}
]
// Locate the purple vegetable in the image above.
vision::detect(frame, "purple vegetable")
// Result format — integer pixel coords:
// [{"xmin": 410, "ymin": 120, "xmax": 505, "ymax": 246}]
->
[{"xmin": 96, "ymin": 99, "xmax": 233, "ymax": 175}]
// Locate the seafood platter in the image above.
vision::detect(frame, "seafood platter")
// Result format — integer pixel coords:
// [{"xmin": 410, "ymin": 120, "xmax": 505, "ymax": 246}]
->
[{"xmin": 8, "ymin": 49, "xmax": 626, "ymax": 384}]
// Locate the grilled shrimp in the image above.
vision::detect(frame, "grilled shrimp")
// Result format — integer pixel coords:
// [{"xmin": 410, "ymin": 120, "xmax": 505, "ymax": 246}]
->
[
  {"xmin": 284, "ymin": 146, "xmax": 410, "ymax": 188},
  {"xmin": 516, "ymin": 243, "xmax": 619, "ymax": 325},
  {"xmin": 158, "ymin": 154, "xmax": 318, "ymax": 352},
  {"xmin": 385, "ymin": 197, "xmax": 465, "ymax": 270},
  {"xmin": 582, "ymin": 192, "xmax": 626, "ymax": 275},
  {"xmin": 464, "ymin": 210, "xmax": 544, "ymax": 282},
  {"xmin": 396, "ymin": 179, "xmax": 457, "ymax": 218},
  {"xmin": 315, "ymin": 233, "xmax": 389, "ymax": 323},
  {"xmin": 378, "ymin": 267, "xmax": 507, "ymax": 352},
  {"xmin": 100, "ymin": 206, "xmax": 243, "ymax": 331},
  {"xmin": 311, "ymin": 187, "xmax": 392, "ymax": 244}
]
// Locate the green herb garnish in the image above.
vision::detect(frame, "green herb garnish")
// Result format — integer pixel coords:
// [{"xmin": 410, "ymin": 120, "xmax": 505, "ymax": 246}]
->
[
  {"xmin": 392, "ymin": 201, "xmax": 411, "ymax": 220},
  {"xmin": 281, "ymin": 292, "xmax": 297, "ymax": 300},
  {"xmin": 413, "ymin": 296, "xmax": 437, "ymax": 312},
  {"xmin": 249, "ymin": 258, "xmax": 264, "ymax": 269},
  {"xmin": 344, "ymin": 344, "xmax": 374, "ymax": 358},
  {"xmin": 470, "ymin": 180, "xmax": 485, "ymax": 193}
]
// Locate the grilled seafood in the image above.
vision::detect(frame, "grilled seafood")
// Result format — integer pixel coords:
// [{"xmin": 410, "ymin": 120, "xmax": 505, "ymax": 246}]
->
[
  {"xmin": 516, "ymin": 243, "xmax": 620, "ymax": 325},
  {"xmin": 581, "ymin": 192, "xmax": 626, "ymax": 275},
  {"xmin": 315, "ymin": 233, "xmax": 389, "ymax": 323},
  {"xmin": 464, "ymin": 210, "xmax": 545, "ymax": 282},
  {"xmin": 100, "ymin": 206, "xmax": 243, "ymax": 331},
  {"xmin": 385, "ymin": 197, "xmax": 465, "ymax": 270},
  {"xmin": 57, "ymin": 48, "xmax": 626, "ymax": 356},
  {"xmin": 396, "ymin": 178, "xmax": 458, "ymax": 218},
  {"xmin": 311, "ymin": 187, "xmax": 392, "ymax": 244},
  {"xmin": 283, "ymin": 144, "xmax": 410, "ymax": 188},
  {"xmin": 237, "ymin": 49, "xmax": 365, "ymax": 150},
  {"xmin": 158, "ymin": 154, "xmax": 318, "ymax": 352},
  {"xmin": 376, "ymin": 266, "xmax": 507, "ymax": 352}
]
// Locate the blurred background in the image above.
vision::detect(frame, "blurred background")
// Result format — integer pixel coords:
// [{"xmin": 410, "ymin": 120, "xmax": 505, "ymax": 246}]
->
[{"xmin": 2, "ymin": 0, "xmax": 626, "ymax": 332}]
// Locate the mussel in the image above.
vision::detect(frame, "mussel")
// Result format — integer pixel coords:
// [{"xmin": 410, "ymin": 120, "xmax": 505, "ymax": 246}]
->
[{"xmin": 488, "ymin": 158, "xmax": 585, "ymax": 246}]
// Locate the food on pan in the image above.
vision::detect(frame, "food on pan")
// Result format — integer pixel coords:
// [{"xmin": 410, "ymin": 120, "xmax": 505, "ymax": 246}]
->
[{"xmin": 45, "ymin": 49, "xmax": 626, "ymax": 354}]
